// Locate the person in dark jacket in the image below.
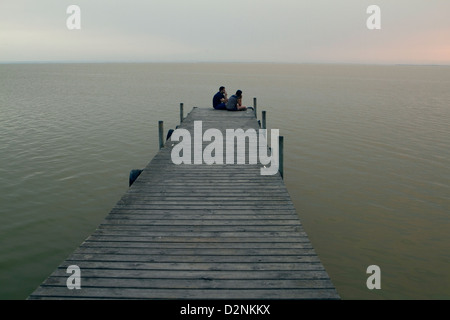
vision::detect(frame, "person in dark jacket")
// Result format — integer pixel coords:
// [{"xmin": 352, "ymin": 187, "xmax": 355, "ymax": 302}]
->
[
  {"xmin": 212, "ymin": 86, "xmax": 228, "ymax": 110},
  {"xmin": 226, "ymin": 90, "xmax": 247, "ymax": 111}
]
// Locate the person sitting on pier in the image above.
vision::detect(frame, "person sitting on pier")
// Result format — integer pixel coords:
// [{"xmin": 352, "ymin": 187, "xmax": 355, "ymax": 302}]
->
[
  {"xmin": 212, "ymin": 86, "xmax": 228, "ymax": 110},
  {"xmin": 226, "ymin": 90, "xmax": 248, "ymax": 111}
]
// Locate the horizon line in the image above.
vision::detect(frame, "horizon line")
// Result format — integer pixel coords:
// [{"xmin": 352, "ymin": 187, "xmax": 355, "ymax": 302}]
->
[{"xmin": 1, "ymin": 60, "xmax": 449, "ymax": 67}]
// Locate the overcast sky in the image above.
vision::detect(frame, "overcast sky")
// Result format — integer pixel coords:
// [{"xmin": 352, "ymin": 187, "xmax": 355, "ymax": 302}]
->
[{"xmin": 1, "ymin": 0, "xmax": 449, "ymax": 64}]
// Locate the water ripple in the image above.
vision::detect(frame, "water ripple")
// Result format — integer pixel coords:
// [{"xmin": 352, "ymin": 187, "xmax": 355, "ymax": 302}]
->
[{"xmin": 0, "ymin": 63, "xmax": 449, "ymax": 299}]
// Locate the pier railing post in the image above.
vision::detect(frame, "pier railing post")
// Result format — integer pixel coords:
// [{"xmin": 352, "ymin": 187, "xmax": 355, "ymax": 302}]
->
[
  {"xmin": 180, "ymin": 103, "xmax": 184, "ymax": 124},
  {"xmin": 159, "ymin": 121, "xmax": 164, "ymax": 150},
  {"xmin": 262, "ymin": 111, "xmax": 266, "ymax": 129},
  {"xmin": 279, "ymin": 136, "xmax": 284, "ymax": 179},
  {"xmin": 253, "ymin": 97, "xmax": 257, "ymax": 118}
]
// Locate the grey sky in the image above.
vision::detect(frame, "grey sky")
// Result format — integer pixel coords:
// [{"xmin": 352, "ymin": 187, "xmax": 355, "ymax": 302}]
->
[{"xmin": 1, "ymin": 0, "xmax": 449, "ymax": 63}]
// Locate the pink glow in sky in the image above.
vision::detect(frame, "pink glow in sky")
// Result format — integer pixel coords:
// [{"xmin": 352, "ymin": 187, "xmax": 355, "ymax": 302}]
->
[{"xmin": 1, "ymin": 0, "xmax": 449, "ymax": 64}]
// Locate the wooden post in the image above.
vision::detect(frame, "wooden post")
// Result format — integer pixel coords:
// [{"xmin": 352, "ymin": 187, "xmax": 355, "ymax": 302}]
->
[
  {"xmin": 158, "ymin": 121, "xmax": 164, "ymax": 150},
  {"xmin": 279, "ymin": 136, "xmax": 284, "ymax": 179},
  {"xmin": 253, "ymin": 97, "xmax": 257, "ymax": 118},
  {"xmin": 180, "ymin": 103, "xmax": 184, "ymax": 124},
  {"xmin": 262, "ymin": 111, "xmax": 266, "ymax": 129}
]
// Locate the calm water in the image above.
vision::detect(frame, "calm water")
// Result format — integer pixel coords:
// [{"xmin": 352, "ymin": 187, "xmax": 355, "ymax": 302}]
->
[{"xmin": 0, "ymin": 63, "xmax": 449, "ymax": 299}]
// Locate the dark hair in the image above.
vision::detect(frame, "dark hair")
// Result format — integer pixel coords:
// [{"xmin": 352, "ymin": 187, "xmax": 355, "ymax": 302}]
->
[
  {"xmin": 236, "ymin": 90, "xmax": 242, "ymax": 97},
  {"xmin": 219, "ymin": 86, "xmax": 225, "ymax": 91}
]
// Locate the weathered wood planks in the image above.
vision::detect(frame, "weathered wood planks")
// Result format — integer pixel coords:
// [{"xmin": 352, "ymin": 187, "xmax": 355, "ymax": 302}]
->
[{"xmin": 28, "ymin": 107, "xmax": 339, "ymax": 300}]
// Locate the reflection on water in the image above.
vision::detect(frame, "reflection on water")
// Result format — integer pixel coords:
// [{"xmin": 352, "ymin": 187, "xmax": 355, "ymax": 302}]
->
[{"xmin": 0, "ymin": 63, "xmax": 449, "ymax": 299}]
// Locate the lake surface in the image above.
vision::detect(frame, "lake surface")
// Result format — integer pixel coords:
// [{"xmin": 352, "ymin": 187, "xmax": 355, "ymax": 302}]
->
[{"xmin": 0, "ymin": 63, "xmax": 449, "ymax": 299}]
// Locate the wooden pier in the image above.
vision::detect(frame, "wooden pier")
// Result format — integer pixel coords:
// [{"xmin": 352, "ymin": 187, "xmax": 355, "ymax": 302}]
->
[{"xmin": 29, "ymin": 106, "xmax": 339, "ymax": 300}]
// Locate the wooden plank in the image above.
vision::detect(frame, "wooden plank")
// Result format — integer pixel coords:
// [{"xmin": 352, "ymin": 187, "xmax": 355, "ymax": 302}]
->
[
  {"xmin": 111, "ymin": 205, "xmax": 296, "ymax": 210},
  {"xmin": 74, "ymin": 247, "xmax": 315, "ymax": 256},
  {"xmin": 100, "ymin": 220, "xmax": 302, "ymax": 227},
  {"xmin": 95, "ymin": 226, "xmax": 303, "ymax": 233},
  {"xmin": 105, "ymin": 214, "xmax": 300, "ymax": 220},
  {"xmin": 109, "ymin": 208, "xmax": 298, "ymax": 214},
  {"xmin": 80, "ymin": 241, "xmax": 312, "ymax": 250},
  {"xmin": 41, "ymin": 277, "xmax": 336, "ymax": 290},
  {"xmin": 89, "ymin": 232, "xmax": 306, "ymax": 239},
  {"xmin": 114, "ymin": 201, "xmax": 295, "ymax": 207},
  {"xmin": 56, "ymin": 261, "xmax": 328, "ymax": 272},
  {"xmin": 117, "ymin": 197, "xmax": 292, "ymax": 202},
  {"xmin": 84, "ymin": 236, "xmax": 311, "ymax": 243},
  {"xmin": 45, "ymin": 268, "xmax": 328, "ymax": 280},
  {"xmin": 66, "ymin": 253, "xmax": 320, "ymax": 264},
  {"xmin": 29, "ymin": 287, "xmax": 339, "ymax": 300}
]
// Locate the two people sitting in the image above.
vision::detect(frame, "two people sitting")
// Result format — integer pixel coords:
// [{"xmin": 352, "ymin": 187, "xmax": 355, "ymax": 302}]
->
[{"xmin": 213, "ymin": 86, "xmax": 248, "ymax": 111}]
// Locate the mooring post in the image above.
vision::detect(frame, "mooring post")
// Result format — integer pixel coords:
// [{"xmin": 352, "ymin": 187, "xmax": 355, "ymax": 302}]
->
[
  {"xmin": 279, "ymin": 136, "xmax": 284, "ymax": 179},
  {"xmin": 253, "ymin": 97, "xmax": 257, "ymax": 118},
  {"xmin": 158, "ymin": 121, "xmax": 164, "ymax": 150},
  {"xmin": 262, "ymin": 111, "xmax": 267, "ymax": 139},
  {"xmin": 262, "ymin": 111, "xmax": 267, "ymax": 129},
  {"xmin": 180, "ymin": 103, "xmax": 184, "ymax": 124}
]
